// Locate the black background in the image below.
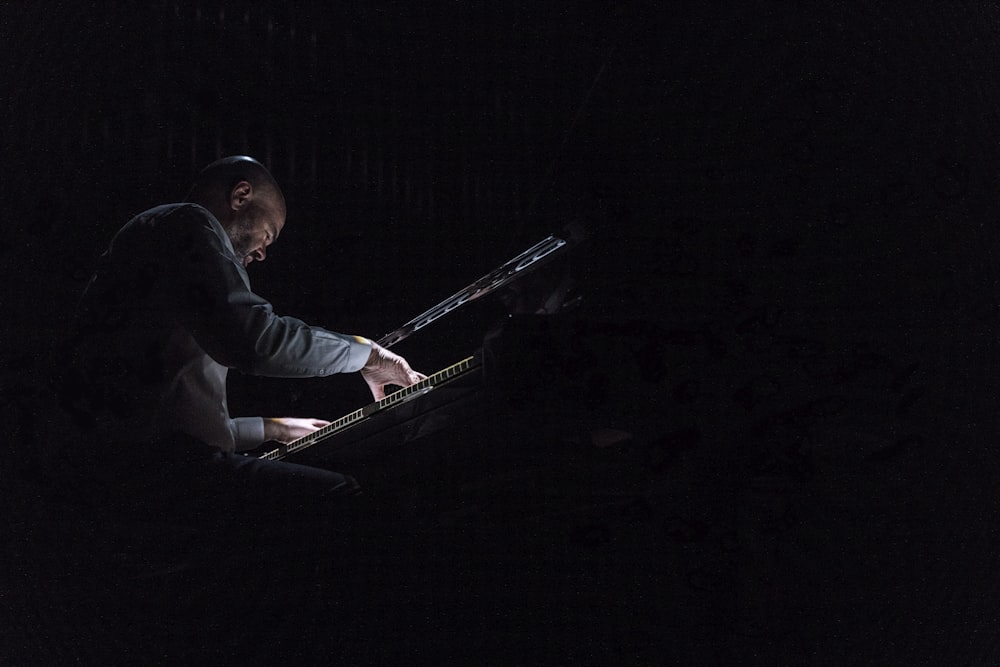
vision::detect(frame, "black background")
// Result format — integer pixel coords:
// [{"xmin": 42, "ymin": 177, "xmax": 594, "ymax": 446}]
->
[{"xmin": 2, "ymin": 1, "xmax": 999, "ymax": 664}]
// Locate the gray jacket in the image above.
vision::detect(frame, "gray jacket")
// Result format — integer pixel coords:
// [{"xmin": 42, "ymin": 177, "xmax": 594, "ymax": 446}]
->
[{"xmin": 69, "ymin": 203, "xmax": 370, "ymax": 453}]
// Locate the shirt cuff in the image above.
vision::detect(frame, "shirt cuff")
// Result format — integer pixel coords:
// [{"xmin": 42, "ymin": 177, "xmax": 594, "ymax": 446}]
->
[
  {"xmin": 231, "ymin": 417, "xmax": 266, "ymax": 451},
  {"xmin": 346, "ymin": 335, "xmax": 373, "ymax": 373}
]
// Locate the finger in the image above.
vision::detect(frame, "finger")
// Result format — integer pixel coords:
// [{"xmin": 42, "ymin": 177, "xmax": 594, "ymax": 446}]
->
[
  {"xmin": 371, "ymin": 385, "xmax": 386, "ymax": 401},
  {"xmin": 312, "ymin": 419, "xmax": 331, "ymax": 428}
]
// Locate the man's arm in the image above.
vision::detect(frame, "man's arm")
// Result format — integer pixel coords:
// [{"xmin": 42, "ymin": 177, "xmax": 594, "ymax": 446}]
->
[
  {"xmin": 231, "ymin": 417, "xmax": 338, "ymax": 451},
  {"xmin": 169, "ymin": 206, "xmax": 371, "ymax": 377},
  {"xmin": 169, "ymin": 206, "xmax": 426, "ymax": 397}
]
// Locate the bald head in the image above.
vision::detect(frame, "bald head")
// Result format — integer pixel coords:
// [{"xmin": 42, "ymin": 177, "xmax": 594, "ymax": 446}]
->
[
  {"xmin": 187, "ymin": 156, "xmax": 288, "ymax": 267},
  {"xmin": 187, "ymin": 155, "xmax": 286, "ymax": 215}
]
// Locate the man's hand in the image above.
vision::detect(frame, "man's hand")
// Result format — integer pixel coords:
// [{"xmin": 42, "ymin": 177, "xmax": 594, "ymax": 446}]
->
[
  {"xmin": 263, "ymin": 417, "xmax": 331, "ymax": 444},
  {"xmin": 360, "ymin": 342, "xmax": 427, "ymax": 401}
]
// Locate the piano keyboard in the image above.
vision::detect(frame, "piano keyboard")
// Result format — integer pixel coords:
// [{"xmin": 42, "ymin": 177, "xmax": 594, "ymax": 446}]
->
[{"xmin": 257, "ymin": 355, "xmax": 479, "ymax": 462}]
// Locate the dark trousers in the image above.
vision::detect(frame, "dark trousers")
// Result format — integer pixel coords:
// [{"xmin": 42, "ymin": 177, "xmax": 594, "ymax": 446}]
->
[
  {"xmin": 74, "ymin": 433, "xmax": 361, "ymax": 525},
  {"xmin": 56, "ymin": 434, "xmax": 375, "ymax": 580}
]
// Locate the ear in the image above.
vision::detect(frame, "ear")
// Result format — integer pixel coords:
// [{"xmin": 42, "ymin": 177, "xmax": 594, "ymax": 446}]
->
[{"xmin": 229, "ymin": 180, "xmax": 253, "ymax": 212}]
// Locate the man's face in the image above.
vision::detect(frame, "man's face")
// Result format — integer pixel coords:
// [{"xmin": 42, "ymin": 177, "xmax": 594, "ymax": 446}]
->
[{"xmin": 228, "ymin": 198, "xmax": 286, "ymax": 267}]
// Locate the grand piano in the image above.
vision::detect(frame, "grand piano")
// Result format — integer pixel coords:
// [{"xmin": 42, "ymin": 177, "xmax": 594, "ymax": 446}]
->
[
  {"xmin": 252, "ymin": 227, "xmax": 629, "ymax": 517},
  {"xmin": 257, "ymin": 233, "xmax": 576, "ymax": 464}
]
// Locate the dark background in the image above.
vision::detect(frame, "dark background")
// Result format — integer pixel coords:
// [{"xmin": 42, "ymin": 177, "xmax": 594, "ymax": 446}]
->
[{"xmin": 2, "ymin": 1, "xmax": 1000, "ymax": 664}]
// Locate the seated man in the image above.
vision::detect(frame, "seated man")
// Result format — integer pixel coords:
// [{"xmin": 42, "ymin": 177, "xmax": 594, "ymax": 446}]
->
[{"xmin": 60, "ymin": 155, "xmax": 425, "ymax": 519}]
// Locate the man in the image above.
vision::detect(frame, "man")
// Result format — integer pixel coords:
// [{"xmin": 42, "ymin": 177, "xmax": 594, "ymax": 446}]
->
[{"xmin": 62, "ymin": 155, "xmax": 426, "ymax": 516}]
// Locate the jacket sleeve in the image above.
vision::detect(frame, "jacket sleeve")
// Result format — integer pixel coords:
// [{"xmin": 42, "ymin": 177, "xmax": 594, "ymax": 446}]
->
[
  {"xmin": 166, "ymin": 205, "xmax": 372, "ymax": 377},
  {"xmin": 231, "ymin": 417, "xmax": 266, "ymax": 452}
]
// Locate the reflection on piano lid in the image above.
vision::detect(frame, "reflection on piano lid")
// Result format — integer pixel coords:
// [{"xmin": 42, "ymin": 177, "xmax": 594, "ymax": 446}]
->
[{"xmin": 376, "ymin": 235, "xmax": 567, "ymax": 349}]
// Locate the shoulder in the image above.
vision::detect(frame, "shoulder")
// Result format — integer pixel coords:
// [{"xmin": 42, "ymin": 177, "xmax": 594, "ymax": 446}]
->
[
  {"xmin": 116, "ymin": 203, "xmax": 217, "ymax": 236},
  {"xmin": 134, "ymin": 203, "xmax": 221, "ymax": 232},
  {"xmin": 117, "ymin": 203, "xmax": 228, "ymax": 250}
]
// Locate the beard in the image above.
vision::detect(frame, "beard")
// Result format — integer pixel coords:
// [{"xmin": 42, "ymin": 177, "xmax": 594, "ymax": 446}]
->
[{"xmin": 226, "ymin": 209, "xmax": 260, "ymax": 259}]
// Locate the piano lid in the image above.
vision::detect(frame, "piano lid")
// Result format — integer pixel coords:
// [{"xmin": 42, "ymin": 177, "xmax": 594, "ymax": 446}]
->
[{"xmin": 376, "ymin": 235, "xmax": 568, "ymax": 349}]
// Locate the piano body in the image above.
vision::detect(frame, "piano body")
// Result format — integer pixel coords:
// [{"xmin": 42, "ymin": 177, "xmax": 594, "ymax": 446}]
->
[{"xmin": 259, "ymin": 228, "xmax": 640, "ymax": 517}]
